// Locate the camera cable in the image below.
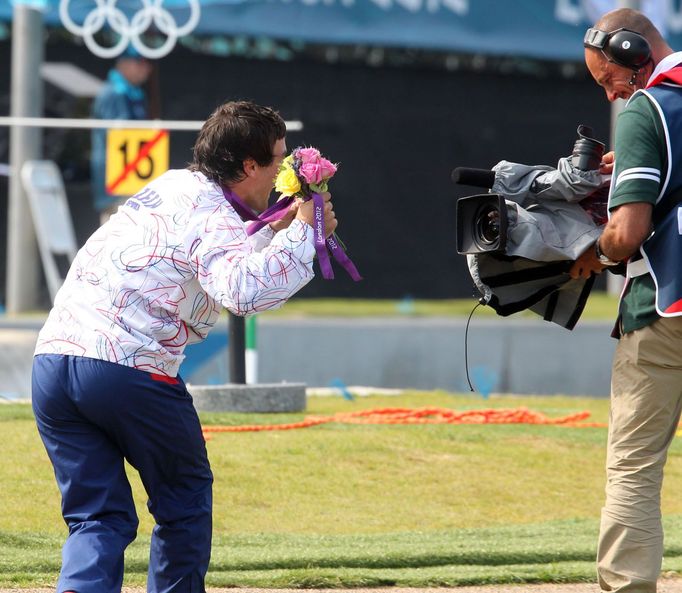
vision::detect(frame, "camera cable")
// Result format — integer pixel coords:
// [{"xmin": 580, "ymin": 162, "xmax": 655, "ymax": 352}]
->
[{"xmin": 464, "ymin": 297, "xmax": 486, "ymax": 392}]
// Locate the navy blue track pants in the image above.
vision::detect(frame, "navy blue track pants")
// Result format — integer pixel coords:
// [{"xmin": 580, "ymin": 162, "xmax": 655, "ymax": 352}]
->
[{"xmin": 32, "ymin": 354, "xmax": 213, "ymax": 593}]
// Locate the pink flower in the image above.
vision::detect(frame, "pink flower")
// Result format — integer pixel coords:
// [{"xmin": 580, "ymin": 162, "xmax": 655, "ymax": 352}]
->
[
  {"xmin": 297, "ymin": 147, "xmax": 321, "ymax": 164},
  {"xmin": 299, "ymin": 162, "xmax": 323, "ymax": 185},
  {"xmin": 319, "ymin": 158, "xmax": 337, "ymax": 179}
]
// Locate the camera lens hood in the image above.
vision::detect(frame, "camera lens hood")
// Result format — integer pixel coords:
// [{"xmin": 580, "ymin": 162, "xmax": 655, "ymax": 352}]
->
[{"xmin": 456, "ymin": 193, "xmax": 508, "ymax": 254}]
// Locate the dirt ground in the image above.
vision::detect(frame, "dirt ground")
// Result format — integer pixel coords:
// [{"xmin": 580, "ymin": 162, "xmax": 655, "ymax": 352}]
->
[{"xmin": 3, "ymin": 582, "xmax": 682, "ymax": 593}]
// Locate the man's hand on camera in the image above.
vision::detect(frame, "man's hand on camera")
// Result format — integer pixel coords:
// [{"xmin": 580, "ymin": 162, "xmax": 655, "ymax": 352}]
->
[
  {"xmin": 269, "ymin": 196, "xmax": 299, "ymax": 233},
  {"xmin": 296, "ymin": 192, "xmax": 338, "ymax": 238},
  {"xmin": 569, "ymin": 244, "xmax": 608, "ymax": 279},
  {"xmin": 600, "ymin": 151, "xmax": 615, "ymax": 175}
]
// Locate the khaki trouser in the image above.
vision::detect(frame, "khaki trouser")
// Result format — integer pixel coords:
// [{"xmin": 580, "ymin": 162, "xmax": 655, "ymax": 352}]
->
[{"xmin": 598, "ymin": 316, "xmax": 682, "ymax": 592}]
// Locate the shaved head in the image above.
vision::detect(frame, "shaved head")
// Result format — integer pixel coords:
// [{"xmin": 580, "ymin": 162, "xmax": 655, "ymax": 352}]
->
[
  {"xmin": 594, "ymin": 8, "xmax": 665, "ymax": 46},
  {"xmin": 584, "ymin": 7, "xmax": 674, "ymax": 101}
]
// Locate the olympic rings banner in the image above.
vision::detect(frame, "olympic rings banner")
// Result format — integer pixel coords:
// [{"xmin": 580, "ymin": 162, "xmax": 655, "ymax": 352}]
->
[
  {"xmin": 2, "ymin": 0, "xmax": 682, "ymax": 62},
  {"xmin": 58, "ymin": 0, "xmax": 200, "ymax": 59}
]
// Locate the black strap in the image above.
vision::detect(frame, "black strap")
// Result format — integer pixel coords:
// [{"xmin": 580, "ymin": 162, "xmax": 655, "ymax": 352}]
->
[
  {"xmin": 543, "ymin": 292, "xmax": 560, "ymax": 322},
  {"xmin": 486, "ymin": 284, "xmax": 563, "ymax": 317},
  {"xmin": 565, "ymin": 275, "xmax": 595, "ymax": 330},
  {"xmin": 480, "ymin": 260, "xmax": 572, "ymax": 289}
]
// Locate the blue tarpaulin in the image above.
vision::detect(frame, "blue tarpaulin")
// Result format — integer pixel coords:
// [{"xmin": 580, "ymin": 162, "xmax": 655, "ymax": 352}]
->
[{"xmin": 1, "ymin": 0, "xmax": 681, "ymax": 61}]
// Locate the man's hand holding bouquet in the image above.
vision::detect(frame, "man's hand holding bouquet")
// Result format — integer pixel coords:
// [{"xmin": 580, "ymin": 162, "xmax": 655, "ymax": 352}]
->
[{"xmin": 292, "ymin": 190, "xmax": 337, "ymax": 239}]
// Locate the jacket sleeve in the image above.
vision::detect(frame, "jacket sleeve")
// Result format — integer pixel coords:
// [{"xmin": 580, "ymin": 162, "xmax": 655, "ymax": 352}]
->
[
  {"xmin": 248, "ymin": 225, "xmax": 277, "ymax": 253},
  {"xmin": 182, "ymin": 202, "xmax": 315, "ymax": 316}
]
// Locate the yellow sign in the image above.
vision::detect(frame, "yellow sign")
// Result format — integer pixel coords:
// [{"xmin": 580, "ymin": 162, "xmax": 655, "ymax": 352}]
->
[{"xmin": 105, "ymin": 128, "xmax": 169, "ymax": 196}]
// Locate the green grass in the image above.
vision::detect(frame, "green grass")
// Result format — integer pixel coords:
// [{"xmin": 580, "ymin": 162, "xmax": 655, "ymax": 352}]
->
[
  {"xmin": 7, "ymin": 519, "xmax": 682, "ymax": 587},
  {"xmin": 4, "ymin": 391, "xmax": 682, "ymax": 587},
  {"xmin": 255, "ymin": 293, "xmax": 621, "ymax": 320}
]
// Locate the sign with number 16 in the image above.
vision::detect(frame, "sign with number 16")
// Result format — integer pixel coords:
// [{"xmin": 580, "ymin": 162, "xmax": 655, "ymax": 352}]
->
[{"xmin": 105, "ymin": 128, "xmax": 169, "ymax": 196}]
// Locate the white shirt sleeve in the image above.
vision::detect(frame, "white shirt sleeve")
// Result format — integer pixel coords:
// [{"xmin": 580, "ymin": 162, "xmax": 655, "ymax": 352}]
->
[
  {"xmin": 183, "ymin": 202, "xmax": 315, "ymax": 315},
  {"xmin": 248, "ymin": 224, "xmax": 277, "ymax": 252}
]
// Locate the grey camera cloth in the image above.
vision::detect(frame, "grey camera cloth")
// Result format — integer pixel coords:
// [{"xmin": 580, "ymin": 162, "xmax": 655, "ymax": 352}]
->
[{"xmin": 467, "ymin": 157, "xmax": 608, "ymax": 329}]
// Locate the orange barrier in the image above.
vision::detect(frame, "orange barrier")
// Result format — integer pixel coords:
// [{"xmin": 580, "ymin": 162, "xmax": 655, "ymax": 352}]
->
[{"xmin": 201, "ymin": 407, "xmax": 607, "ymax": 436}]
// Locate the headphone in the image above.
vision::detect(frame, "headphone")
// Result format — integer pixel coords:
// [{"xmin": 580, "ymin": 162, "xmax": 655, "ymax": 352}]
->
[{"xmin": 583, "ymin": 27, "xmax": 652, "ymax": 71}]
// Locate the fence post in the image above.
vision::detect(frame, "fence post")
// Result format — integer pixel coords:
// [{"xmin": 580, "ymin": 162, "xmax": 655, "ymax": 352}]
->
[
  {"xmin": 246, "ymin": 315, "xmax": 258, "ymax": 384},
  {"xmin": 6, "ymin": 3, "xmax": 44, "ymax": 313},
  {"xmin": 228, "ymin": 313, "xmax": 246, "ymax": 384}
]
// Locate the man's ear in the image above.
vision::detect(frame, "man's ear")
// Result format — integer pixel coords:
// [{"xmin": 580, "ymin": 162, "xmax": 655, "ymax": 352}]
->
[{"xmin": 243, "ymin": 158, "xmax": 257, "ymax": 178}]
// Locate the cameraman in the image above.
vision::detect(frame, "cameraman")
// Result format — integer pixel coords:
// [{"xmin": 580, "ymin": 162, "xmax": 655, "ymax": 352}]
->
[
  {"xmin": 571, "ymin": 9, "xmax": 682, "ymax": 592},
  {"xmin": 31, "ymin": 100, "xmax": 337, "ymax": 593}
]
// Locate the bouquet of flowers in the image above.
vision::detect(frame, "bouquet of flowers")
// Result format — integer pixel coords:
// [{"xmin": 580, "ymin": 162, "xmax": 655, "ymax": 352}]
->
[
  {"xmin": 274, "ymin": 147, "xmax": 337, "ymax": 198},
  {"xmin": 268, "ymin": 146, "xmax": 361, "ymax": 281},
  {"xmin": 223, "ymin": 146, "xmax": 360, "ymax": 280}
]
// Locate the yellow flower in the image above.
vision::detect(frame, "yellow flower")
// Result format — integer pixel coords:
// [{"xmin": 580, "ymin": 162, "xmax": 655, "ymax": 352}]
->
[{"xmin": 275, "ymin": 166, "xmax": 301, "ymax": 196}]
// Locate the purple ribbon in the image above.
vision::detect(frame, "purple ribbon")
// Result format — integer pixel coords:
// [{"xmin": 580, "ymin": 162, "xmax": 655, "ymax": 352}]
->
[
  {"xmin": 311, "ymin": 192, "xmax": 362, "ymax": 281},
  {"xmin": 222, "ymin": 186, "xmax": 361, "ymax": 282},
  {"xmin": 327, "ymin": 233, "xmax": 363, "ymax": 282},
  {"xmin": 312, "ymin": 192, "xmax": 334, "ymax": 280},
  {"xmin": 246, "ymin": 198, "xmax": 296, "ymax": 236},
  {"xmin": 221, "ymin": 186, "xmax": 258, "ymax": 222},
  {"xmin": 221, "ymin": 186, "xmax": 295, "ymax": 236}
]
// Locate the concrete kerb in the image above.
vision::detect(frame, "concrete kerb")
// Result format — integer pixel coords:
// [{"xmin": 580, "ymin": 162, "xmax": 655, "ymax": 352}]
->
[{"xmin": 187, "ymin": 383, "xmax": 307, "ymax": 413}]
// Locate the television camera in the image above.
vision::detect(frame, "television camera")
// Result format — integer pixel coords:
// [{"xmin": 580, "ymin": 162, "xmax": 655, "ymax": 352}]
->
[{"xmin": 453, "ymin": 125, "xmax": 611, "ymax": 329}]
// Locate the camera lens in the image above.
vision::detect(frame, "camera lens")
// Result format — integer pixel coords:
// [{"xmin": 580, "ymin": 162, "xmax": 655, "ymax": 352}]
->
[
  {"xmin": 456, "ymin": 193, "xmax": 507, "ymax": 254},
  {"xmin": 475, "ymin": 205, "xmax": 500, "ymax": 245}
]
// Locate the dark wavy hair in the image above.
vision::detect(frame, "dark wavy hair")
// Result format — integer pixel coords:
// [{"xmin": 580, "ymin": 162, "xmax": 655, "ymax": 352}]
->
[{"xmin": 189, "ymin": 100, "xmax": 286, "ymax": 186}]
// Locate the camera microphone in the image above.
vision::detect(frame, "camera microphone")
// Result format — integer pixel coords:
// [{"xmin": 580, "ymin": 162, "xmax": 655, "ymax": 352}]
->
[{"xmin": 451, "ymin": 167, "xmax": 496, "ymax": 189}]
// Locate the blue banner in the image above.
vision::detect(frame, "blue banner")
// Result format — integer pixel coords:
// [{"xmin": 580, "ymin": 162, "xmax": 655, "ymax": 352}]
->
[{"xmin": 2, "ymin": 0, "xmax": 682, "ymax": 61}]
